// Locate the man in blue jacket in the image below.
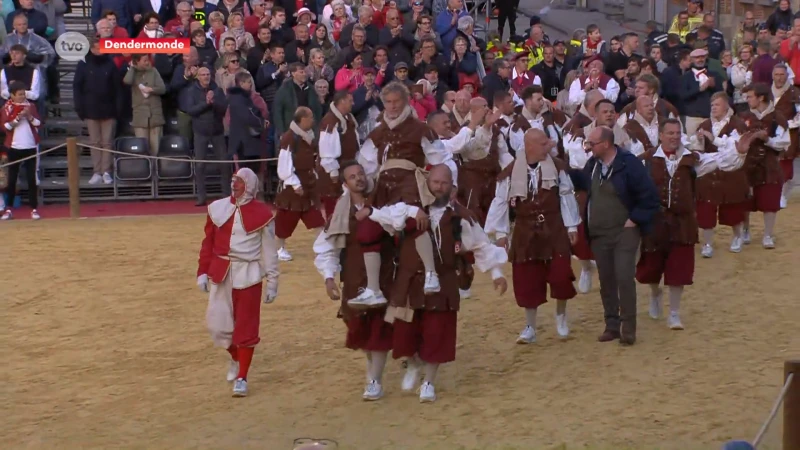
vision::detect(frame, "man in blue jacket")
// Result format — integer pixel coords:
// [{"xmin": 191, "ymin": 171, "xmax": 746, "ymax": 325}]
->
[
  {"xmin": 434, "ymin": 0, "xmax": 468, "ymax": 60},
  {"xmin": 581, "ymin": 126, "xmax": 659, "ymax": 346}
]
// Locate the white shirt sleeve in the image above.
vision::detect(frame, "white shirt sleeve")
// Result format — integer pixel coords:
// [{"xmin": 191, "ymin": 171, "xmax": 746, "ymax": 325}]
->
[
  {"xmin": 711, "ymin": 130, "xmax": 741, "ymax": 152},
  {"xmin": 766, "ymin": 125, "xmax": 791, "ymax": 151},
  {"xmin": 694, "ymin": 149, "xmax": 746, "ymax": 177},
  {"xmin": 628, "ymin": 139, "xmax": 646, "ymax": 157},
  {"xmin": 615, "ymin": 112, "xmax": 629, "ymax": 129},
  {"xmin": 484, "ymin": 178, "xmax": 511, "ymax": 238},
  {"xmin": 277, "ymin": 148, "xmax": 302, "ymax": 187},
  {"xmin": 533, "ymin": 75, "xmax": 542, "ymax": 86},
  {"xmin": 460, "ymin": 219, "xmax": 508, "ymax": 278},
  {"xmin": 496, "ymin": 131, "xmax": 514, "ymax": 169},
  {"xmin": 564, "ymin": 133, "xmax": 589, "ymax": 170},
  {"xmin": 318, "ymin": 129, "xmax": 342, "ymax": 177},
  {"xmin": 261, "ymin": 222, "xmax": 280, "ymax": 295},
  {"xmin": 568, "ymin": 78, "xmax": 585, "ymax": 106},
  {"xmin": 369, "ymin": 203, "xmax": 419, "ymax": 232},
  {"xmin": 0, "ymin": 70, "xmax": 9, "ymax": 99},
  {"xmin": 312, "ymin": 230, "xmax": 340, "ymax": 280},
  {"xmin": 558, "ymin": 170, "xmax": 581, "ymax": 231},
  {"xmin": 602, "ymin": 78, "xmax": 620, "ymax": 103},
  {"xmin": 509, "ymin": 127, "xmax": 525, "ymax": 156},
  {"xmin": 356, "ymin": 138, "xmax": 380, "ymax": 180},
  {"xmin": 422, "ymin": 136, "xmax": 458, "ymax": 186},
  {"xmin": 441, "ymin": 126, "xmax": 474, "ymax": 155},
  {"xmin": 26, "ymin": 69, "xmax": 41, "ymax": 101}
]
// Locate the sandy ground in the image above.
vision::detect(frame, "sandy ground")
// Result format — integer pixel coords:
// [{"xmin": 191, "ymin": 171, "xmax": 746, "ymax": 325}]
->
[{"xmin": 2, "ymin": 202, "xmax": 799, "ymax": 450}]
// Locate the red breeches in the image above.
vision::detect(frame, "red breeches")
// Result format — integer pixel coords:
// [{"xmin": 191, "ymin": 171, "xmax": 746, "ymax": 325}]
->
[
  {"xmin": 512, "ymin": 255, "xmax": 577, "ymax": 310},
  {"xmin": 392, "ymin": 310, "xmax": 458, "ymax": 364},
  {"xmin": 274, "ymin": 208, "xmax": 326, "ymax": 239},
  {"xmin": 571, "ymin": 223, "xmax": 594, "ymax": 260},
  {"xmin": 749, "ymin": 184, "xmax": 782, "ymax": 213},
  {"xmin": 345, "ymin": 309, "xmax": 394, "ymax": 352},
  {"xmin": 781, "ymin": 158, "xmax": 794, "ymax": 181},
  {"xmin": 696, "ymin": 200, "xmax": 747, "ymax": 229},
  {"xmin": 321, "ymin": 196, "xmax": 338, "ymax": 218},
  {"xmin": 232, "ymin": 283, "xmax": 263, "ymax": 347},
  {"xmin": 635, "ymin": 245, "xmax": 695, "ymax": 287}
]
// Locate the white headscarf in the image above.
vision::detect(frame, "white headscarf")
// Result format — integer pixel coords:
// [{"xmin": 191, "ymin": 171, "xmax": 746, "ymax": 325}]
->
[{"xmin": 232, "ymin": 167, "xmax": 259, "ymax": 205}]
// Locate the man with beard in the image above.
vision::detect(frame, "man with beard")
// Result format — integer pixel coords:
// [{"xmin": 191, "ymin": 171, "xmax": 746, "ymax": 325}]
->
[
  {"xmin": 768, "ymin": 64, "xmax": 800, "ymax": 209},
  {"xmin": 680, "ymin": 48, "xmax": 721, "ymax": 136},
  {"xmin": 357, "ymin": 81, "xmax": 458, "ymax": 295},
  {"xmin": 532, "ymin": 44, "xmax": 564, "ymax": 102},
  {"xmin": 636, "ymin": 119, "xmax": 753, "ymax": 330},
  {"xmin": 688, "ymin": 92, "xmax": 750, "ymax": 257},
  {"xmin": 318, "ymin": 91, "xmax": 360, "ymax": 217},
  {"xmin": 509, "ymin": 85, "xmax": 568, "ymax": 158},
  {"xmin": 387, "ymin": 164, "xmax": 508, "ymax": 403},
  {"xmin": 486, "ymin": 129, "xmax": 581, "ymax": 343},
  {"xmin": 738, "ymin": 83, "xmax": 791, "ymax": 249},
  {"xmin": 197, "ymin": 168, "xmax": 280, "ymax": 397},
  {"xmin": 616, "ymin": 74, "xmax": 680, "ymax": 128},
  {"xmin": 313, "ymin": 161, "xmax": 395, "ymax": 401},
  {"xmin": 568, "ymin": 56, "xmax": 620, "ymax": 106}
]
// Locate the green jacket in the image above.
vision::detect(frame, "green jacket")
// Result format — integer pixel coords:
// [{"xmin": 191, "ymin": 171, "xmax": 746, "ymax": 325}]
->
[
  {"xmin": 123, "ymin": 66, "xmax": 167, "ymax": 128},
  {"xmin": 272, "ymin": 78, "xmax": 323, "ymax": 150}
]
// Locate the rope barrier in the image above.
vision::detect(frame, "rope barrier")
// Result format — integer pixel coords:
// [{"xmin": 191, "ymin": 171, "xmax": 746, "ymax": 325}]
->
[
  {"xmin": 752, "ymin": 372, "xmax": 795, "ymax": 448},
  {"xmin": 0, "ymin": 143, "xmax": 66, "ymax": 169}
]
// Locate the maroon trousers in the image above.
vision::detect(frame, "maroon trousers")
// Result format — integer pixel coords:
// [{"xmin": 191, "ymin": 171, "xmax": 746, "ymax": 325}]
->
[
  {"xmin": 392, "ymin": 310, "xmax": 458, "ymax": 364},
  {"xmin": 635, "ymin": 245, "xmax": 695, "ymax": 286},
  {"xmin": 231, "ymin": 283, "xmax": 263, "ymax": 347},
  {"xmin": 512, "ymin": 255, "xmax": 577, "ymax": 309}
]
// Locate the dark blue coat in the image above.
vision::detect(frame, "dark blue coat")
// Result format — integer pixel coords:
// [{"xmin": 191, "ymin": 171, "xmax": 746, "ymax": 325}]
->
[
  {"xmin": 73, "ymin": 53, "xmax": 124, "ymax": 120},
  {"xmin": 227, "ymin": 86, "xmax": 265, "ymax": 159}
]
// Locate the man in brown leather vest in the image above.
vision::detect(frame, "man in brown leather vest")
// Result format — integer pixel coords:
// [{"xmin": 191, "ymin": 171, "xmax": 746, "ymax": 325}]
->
[
  {"xmin": 275, "ymin": 107, "xmax": 326, "ymax": 261},
  {"xmin": 486, "ymin": 129, "xmax": 581, "ymax": 343},
  {"xmin": 768, "ymin": 64, "xmax": 799, "ymax": 209},
  {"xmin": 317, "ymin": 91, "xmax": 360, "ymax": 218}
]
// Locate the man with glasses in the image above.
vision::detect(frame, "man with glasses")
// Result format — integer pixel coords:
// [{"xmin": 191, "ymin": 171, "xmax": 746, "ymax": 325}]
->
[
  {"xmin": 481, "ymin": 59, "xmax": 515, "ymax": 109},
  {"xmin": 164, "ymin": 1, "xmax": 196, "ymax": 37},
  {"xmin": 412, "ymin": 37, "xmax": 449, "ymax": 84},
  {"xmin": 580, "ymin": 126, "xmax": 658, "ymax": 345}
]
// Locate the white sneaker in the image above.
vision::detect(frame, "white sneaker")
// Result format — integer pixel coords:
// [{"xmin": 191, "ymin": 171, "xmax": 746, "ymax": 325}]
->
[
  {"xmin": 701, "ymin": 244, "xmax": 713, "ymax": 258},
  {"xmin": 401, "ymin": 361, "xmax": 421, "ymax": 392},
  {"xmin": 362, "ymin": 380, "xmax": 383, "ymax": 401},
  {"xmin": 780, "ymin": 194, "xmax": 788, "ymax": 209},
  {"xmin": 459, "ymin": 288, "xmax": 471, "ymax": 299},
  {"xmin": 102, "ymin": 172, "xmax": 113, "ymax": 184},
  {"xmin": 226, "ymin": 360, "xmax": 239, "ymax": 382},
  {"xmin": 88, "ymin": 173, "xmax": 103, "ymax": 185},
  {"xmin": 277, "ymin": 247, "xmax": 293, "ymax": 261},
  {"xmin": 730, "ymin": 236, "xmax": 742, "ymax": 253},
  {"xmin": 419, "ymin": 381, "xmax": 436, "ymax": 403},
  {"xmin": 743, "ymin": 229, "xmax": 751, "ymax": 244},
  {"xmin": 555, "ymin": 313, "xmax": 569, "ymax": 338},
  {"xmin": 649, "ymin": 288, "xmax": 663, "ymax": 319},
  {"xmin": 232, "ymin": 378, "xmax": 248, "ymax": 397},
  {"xmin": 347, "ymin": 288, "xmax": 387, "ymax": 309},
  {"xmin": 1, "ymin": 209, "xmax": 12, "ymax": 220},
  {"xmin": 31, "ymin": 209, "xmax": 40, "ymax": 220},
  {"xmin": 423, "ymin": 271, "xmax": 441, "ymax": 294},
  {"xmin": 762, "ymin": 235, "xmax": 775, "ymax": 249},
  {"xmin": 516, "ymin": 325, "xmax": 536, "ymax": 344},
  {"xmin": 578, "ymin": 268, "xmax": 592, "ymax": 294},
  {"xmin": 667, "ymin": 311, "xmax": 684, "ymax": 330}
]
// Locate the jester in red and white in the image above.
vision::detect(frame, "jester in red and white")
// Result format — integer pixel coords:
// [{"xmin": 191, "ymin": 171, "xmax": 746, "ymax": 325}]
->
[{"xmin": 197, "ymin": 168, "xmax": 280, "ymax": 398}]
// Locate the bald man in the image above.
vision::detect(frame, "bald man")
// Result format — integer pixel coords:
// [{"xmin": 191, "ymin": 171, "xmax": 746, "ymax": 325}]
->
[
  {"xmin": 275, "ymin": 107, "xmax": 326, "ymax": 261},
  {"xmin": 388, "ymin": 164, "xmax": 508, "ymax": 403},
  {"xmin": 449, "ymin": 90, "xmax": 473, "ymax": 131},
  {"xmin": 442, "ymin": 90, "xmax": 457, "ymax": 114},
  {"xmin": 486, "ymin": 129, "xmax": 581, "ymax": 343}
]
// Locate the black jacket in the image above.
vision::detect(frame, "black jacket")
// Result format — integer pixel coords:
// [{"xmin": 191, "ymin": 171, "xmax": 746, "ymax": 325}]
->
[
  {"xmin": 284, "ymin": 39, "xmax": 320, "ymax": 65},
  {"xmin": 481, "ymin": 73, "xmax": 511, "ymax": 108},
  {"xmin": 378, "ymin": 27, "xmax": 415, "ymax": 65},
  {"xmin": 194, "ymin": 40, "xmax": 218, "ymax": 70},
  {"xmin": 687, "ymin": 29, "xmax": 726, "ymax": 60},
  {"xmin": 73, "ymin": 53, "xmax": 124, "ymax": 121},
  {"xmin": 255, "ymin": 61, "xmax": 286, "ymax": 107},
  {"xmin": 580, "ymin": 148, "xmax": 660, "ymax": 237},
  {"xmin": 227, "ymin": 86, "xmax": 265, "ymax": 158},
  {"xmin": 660, "ymin": 65, "xmax": 685, "ymax": 114},
  {"xmin": 679, "ymin": 66, "xmax": 721, "ymax": 118},
  {"xmin": 339, "ymin": 22, "xmax": 380, "ymax": 49},
  {"xmin": 246, "ymin": 41, "xmax": 270, "ymax": 77},
  {"xmin": 180, "ymin": 80, "xmax": 227, "ymax": 136},
  {"xmin": 532, "ymin": 60, "xmax": 564, "ymax": 101}
]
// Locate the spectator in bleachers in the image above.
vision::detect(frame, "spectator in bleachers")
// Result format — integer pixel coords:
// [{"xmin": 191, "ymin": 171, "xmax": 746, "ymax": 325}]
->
[
  {"xmin": 74, "ymin": 38, "xmax": 123, "ymax": 186},
  {"xmin": 2, "ymin": 13, "xmax": 54, "ymax": 67},
  {"xmin": 6, "ymin": 0, "xmax": 48, "ymax": 38},
  {"xmin": 207, "ymin": 11, "xmax": 227, "ymax": 48},
  {"xmin": 183, "ymin": 65, "xmax": 228, "ymax": 205},
  {"xmin": 216, "ymin": 52, "xmax": 247, "ymax": 93},
  {"xmin": 279, "ymin": 0, "xmax": 316, "ymax": 28},
  {"xmin": 335, "ymin": 52, "xmax": 374, "ymax": 92},
  {"xmin": 92, "ymin": 0, "xmax": 132, "ymax": 34},
  {"xmin": 412, "ymin": 14, "xmax": 441, "ymax": 52},
  {"xmin": 256, "ymin": 42, "xmax": 287, "ymax": 108},
  {"xmin": 216, "ymin": 0, "xmax": 251, "ymax": 24},
  {"xmin": 268, "ymin": 6, "xmax": 295, "ymax": 45},
  {"xmin": 171, "ymin": 46, "xmax": 200, "ymax": 141},
  {"xmin": 311, "ymin": 23, "xmax": 337, "ymax": 61},
  {"xmin": 33, "ymin": 0, "xmax": 67, "ymax": 38},
  {"xmin": 412, "ymin": 37, "xmax": 448, "ymax": 83},
  {"xmin": 100, "ymin": 9, "xmax": 130, "ymax": 38},
  {"xmin": 294, "ymin": 7, "xmax": 316, "ymax": 35},
  {"xmin": 1, "ymin": 44, "xmax": 41, "ymax": 102},
  {"xmin": 190, "ymin": 28, "xmax": 218, "ymax": 68},
  {"xmin": 95, "ymin": 18, "xmax": 115, "ymax": 39},
  {"xmin": 214, "ymin": 36, "xmax": 246, "ymax": 70},
  {"xmin": 132, "ymin": 0, "xmax": 176, "ymax": 32},
  {"xmin": 138, "ymin": 12, "xmax": 165, "ymax": 38},
  {"xmin": 305, "ymin": 47, "xmax": 333, "ymax": 83},
  {"xmin": 422, "ymin": 64, "xmax": 448, "ymax": 106},
  {"xmin": 220, "ymin": 11, "xmax": 255, "ymax": 56},
  {"xmin": 164, "ymin": 1, "xmax": 196, "ymax": 38},
  {"xmin": 332, "ymin": 24, "xmax": 373, "ymax": 71},
  {"xmin": 244, "ymin": 0, "xmax": 271, "ymax": 36},
  {"xmin": 123, "ymin": 53, "xmax": 167, "ymax": 156},
  {"xmin": 246, "ymin": 24, "xmax": 272, "ymax": 76},
  {"xmin": 380, "ymin": 8, "xmax": 414, "ymax": 65},
  {"xmin": 272, "ymin": 62, "xmax": 322, "ymax": 147},
  {"xmin": 314, "ymin": 78, "xmax": 330, "ymax": 113},
  {"xmin": 435, "ymin": 0, "xmax": 468, "ymax": 61},
  {"xmin": 227, "ymin": 72, "xmax": 267, "ymax": 173},
  {"xmin": 352, "ymin": 66, "xmax": 381, "ymax": 139},
  {"xmin": 285, "ymin": 23, "xmax": 316, "ymax": 64},
  {"xmin": 1, "ymin": 80, "xmax": 42, "ymax": 220},
  {"xmin": 339, "ymin": 5, "xmax": 378, "ymax": 50},
  {"xmin": 190, "ymin": 0, "xmax": 218, "ymax": 31},
  {"xmin": 324, "ymin": 0, "xmax": 354, "ymax": 44}
]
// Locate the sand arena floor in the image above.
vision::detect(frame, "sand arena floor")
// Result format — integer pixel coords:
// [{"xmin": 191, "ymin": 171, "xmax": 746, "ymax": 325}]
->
[{"xmin": 3, "ymin": 203, "xmax": 799, "ymax": 450}]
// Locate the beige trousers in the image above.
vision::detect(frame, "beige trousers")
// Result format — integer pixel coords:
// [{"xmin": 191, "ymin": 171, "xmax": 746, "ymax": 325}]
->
[
  {"xmin": 133, "ymin": 126, "xmax": 163, "ymax": 156},
  {"xmin": 683, "ymin": 116, "xmax": 706, "ymax": 137},
  {"xmin": 86, "ymin": 119, "xmax": 116, "ymax": 174}
]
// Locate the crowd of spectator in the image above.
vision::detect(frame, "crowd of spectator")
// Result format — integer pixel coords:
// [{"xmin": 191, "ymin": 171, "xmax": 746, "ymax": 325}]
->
[{"xmin": 0, "ymin": 0, "xmax": 799, "ymax": 215}]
